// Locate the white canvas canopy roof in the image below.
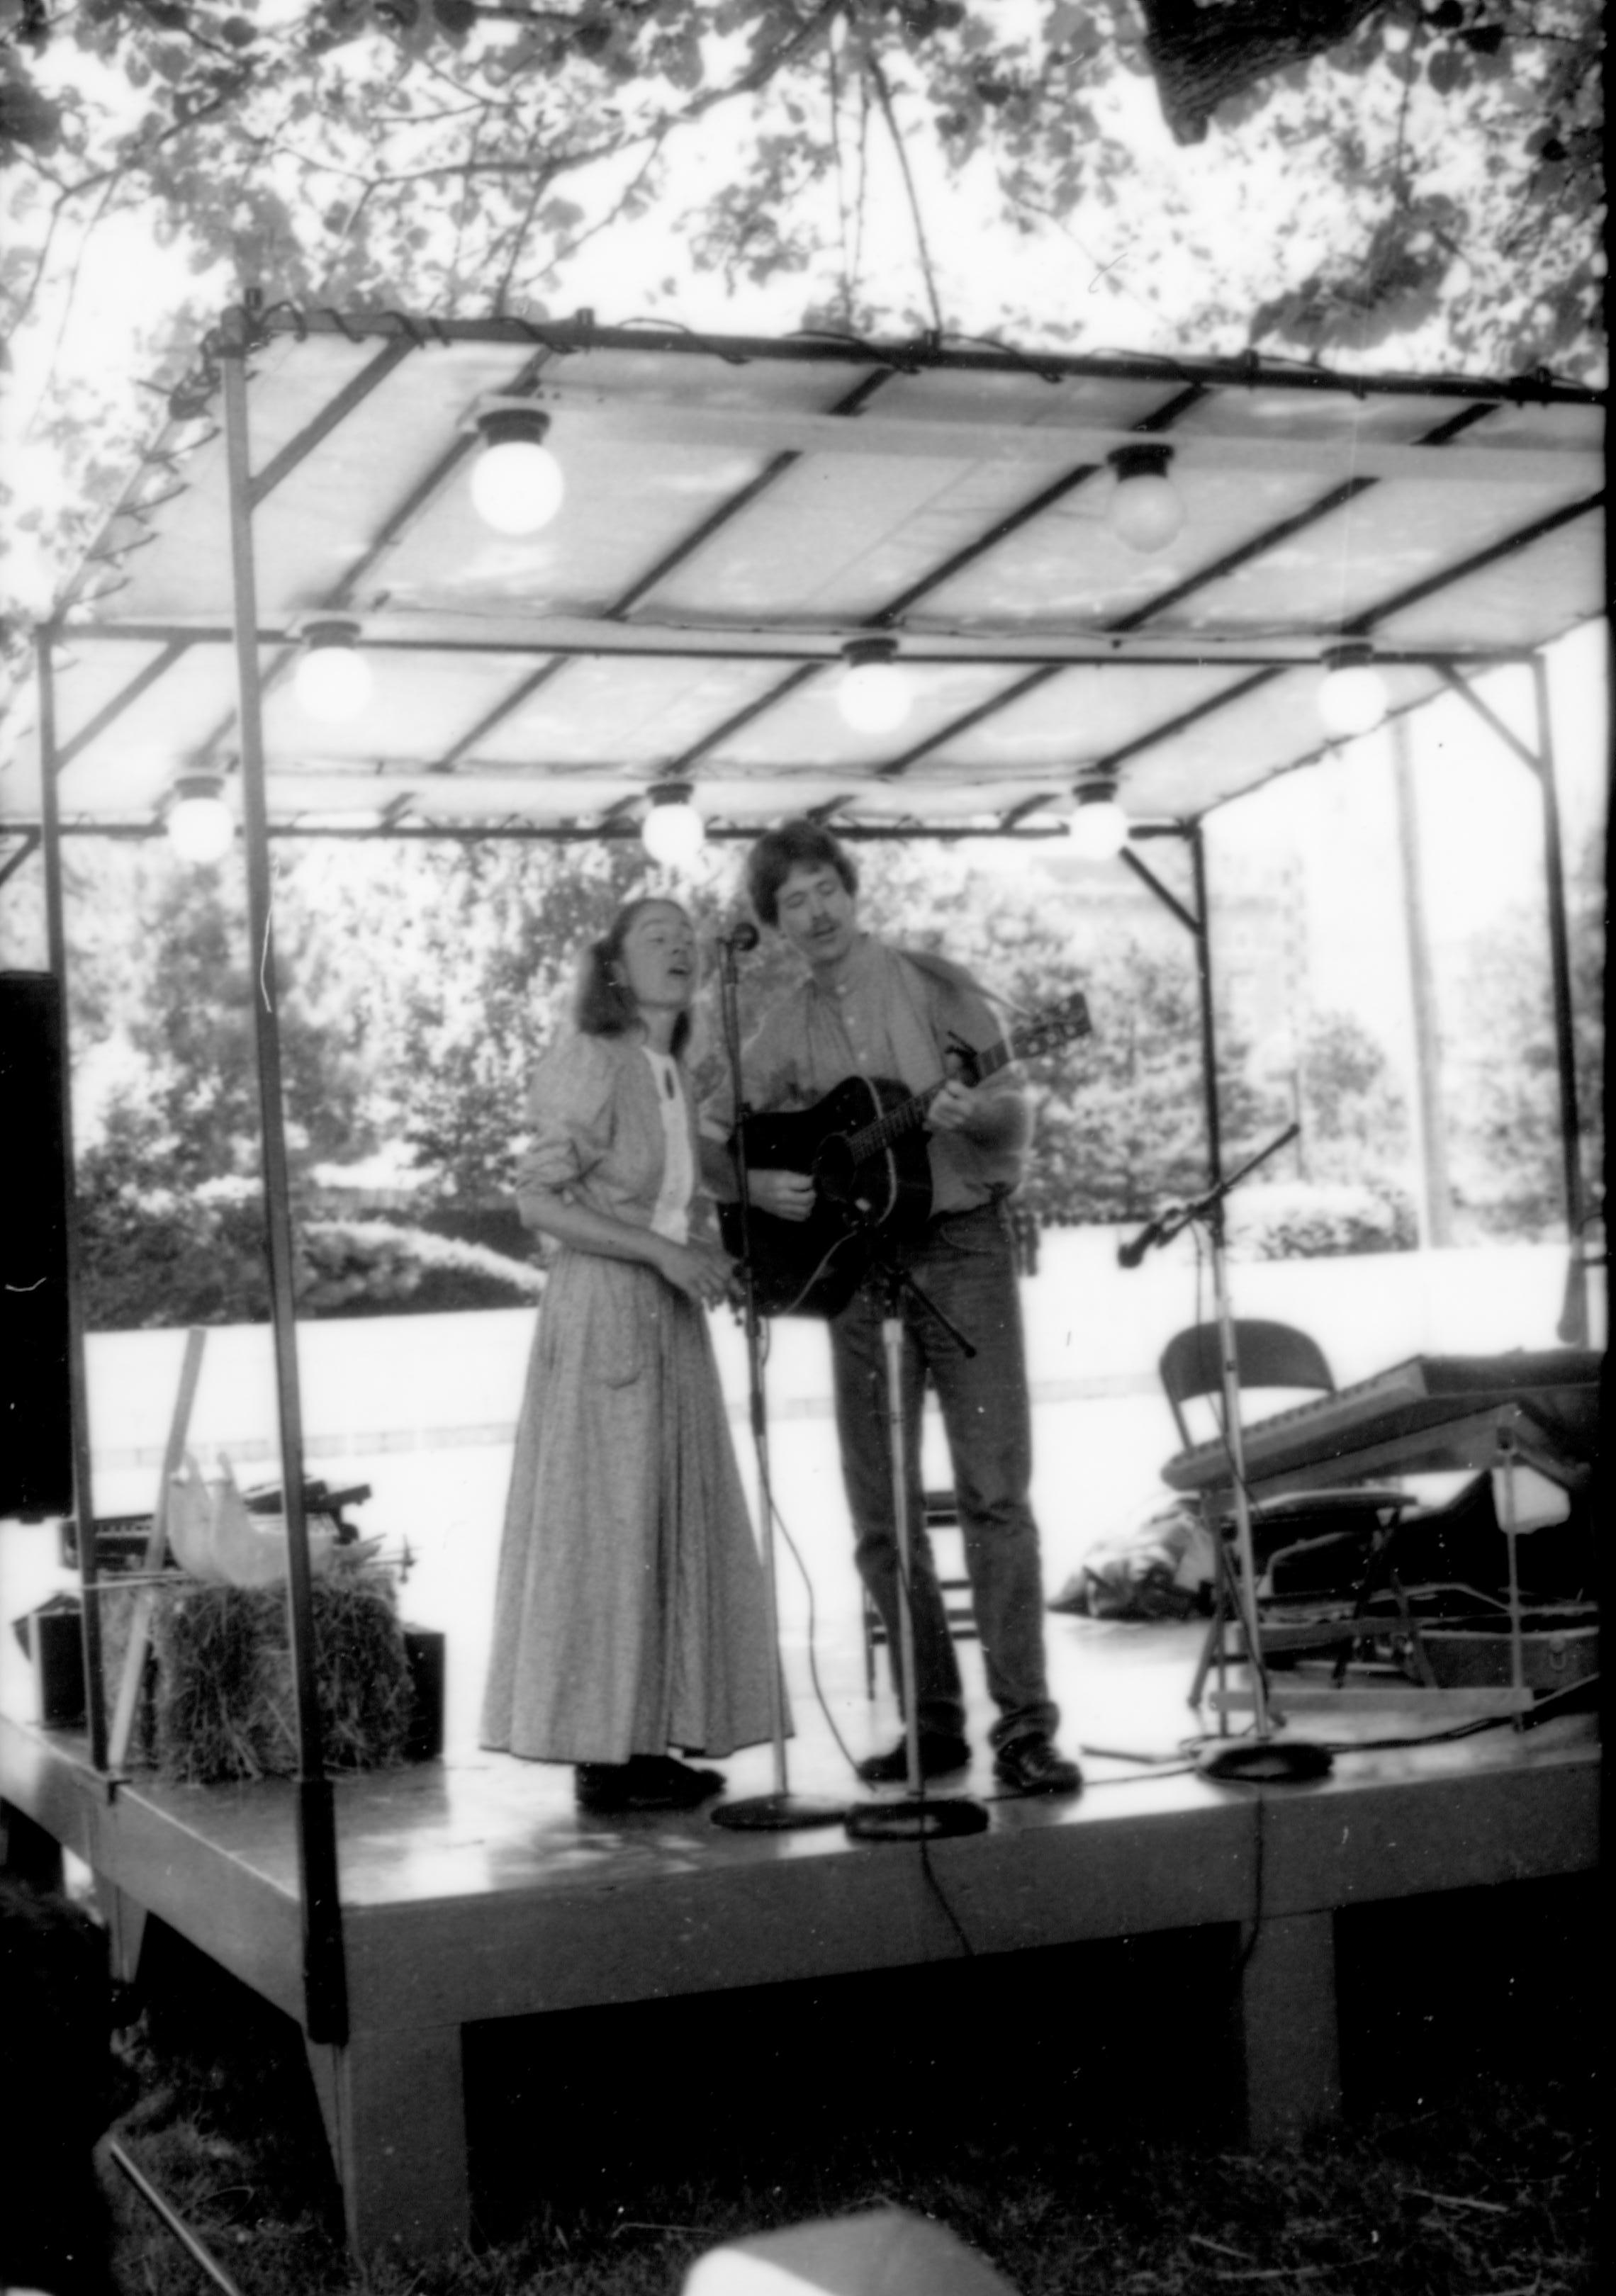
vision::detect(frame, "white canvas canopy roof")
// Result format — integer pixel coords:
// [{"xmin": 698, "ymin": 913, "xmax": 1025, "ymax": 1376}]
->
[{"xmin": 4, "ymin": 310, "xmax": 1604, "ymax": 844}]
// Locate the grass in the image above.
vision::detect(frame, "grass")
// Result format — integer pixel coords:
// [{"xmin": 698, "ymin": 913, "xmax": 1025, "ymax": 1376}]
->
[{"xmin": 97, "ymin": 1884, "xmax": 1601, "ymax": 2296}]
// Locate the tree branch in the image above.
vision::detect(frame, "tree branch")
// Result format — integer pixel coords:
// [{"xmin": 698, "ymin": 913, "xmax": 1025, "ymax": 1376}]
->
[
  {"xmin": 13, "ymin": 174, "xmax": 119, "ymax": 448},
  {"xmin": 487, "ymin": 147, "xmax": 553, "ymax": 313},
  {"xmin": 27, "ymin": 76, "xmax": 262, "ymax": 216},
  {"xmin": 1, "ymin": 183, "xmax": 69, "ymax": 349},
  {"xmin": 524, "ymin": 130, "xmax": 666, "ymax": 291},
  {"xmin": 447, "ymin": 107, "xmax": 489, "ymax": 304},
  {"xmin": 313, "ymin": 176, "xmax": 380, "ymax": 298},
  {"xmin": 861, "ymin": 39, "xmax": 944, "ymax": 332}
]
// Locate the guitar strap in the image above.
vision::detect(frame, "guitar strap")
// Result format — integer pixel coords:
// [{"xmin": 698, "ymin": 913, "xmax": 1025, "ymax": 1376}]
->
[{"xmin": 891, "ymin": 945, "xmax": 1015, "ymax": 1070}]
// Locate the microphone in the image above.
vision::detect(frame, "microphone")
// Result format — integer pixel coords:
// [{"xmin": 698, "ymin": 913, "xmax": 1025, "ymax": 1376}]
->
[
  {"xmin": 710, "ymin": 919, "xmax": 761, "ymax": 955},
  {"xmin": 1117, "ymin": 1207, "xmax": 1178, "ymax": 1270}
]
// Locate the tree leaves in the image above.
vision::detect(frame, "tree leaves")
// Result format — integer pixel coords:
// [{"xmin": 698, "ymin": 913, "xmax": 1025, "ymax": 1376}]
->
[
  {"xmin": 0, "ymin": 62, "xmax": 62, "ymax": 160},
  {"xmin": 0, "ymin": 0, "xmax": 1605, "ymax": 623}
]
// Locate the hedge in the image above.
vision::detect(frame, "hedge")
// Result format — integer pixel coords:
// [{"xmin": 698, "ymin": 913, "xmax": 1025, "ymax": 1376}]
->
[
  {"xmin": 1228, "ymin": 1181, "xmax": 1418, "ymax": 1259},
  {"xmin": 77, "ymin": 1177, "xmax": 544, "ymax": 1331}
]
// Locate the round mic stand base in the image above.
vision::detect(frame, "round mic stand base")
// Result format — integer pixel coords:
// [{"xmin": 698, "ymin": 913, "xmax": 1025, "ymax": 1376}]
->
[
  {"xmin": 1196, "ymin": 1738, "xmax": 1334, "ymax": 1785},
  {"xmin": 844, "ymin": 1794, "xmax": 990, "ymax": 1843},
  {"xmin": 712, "ymin": 1789, "xmax": 849, "ymax": 1833}
]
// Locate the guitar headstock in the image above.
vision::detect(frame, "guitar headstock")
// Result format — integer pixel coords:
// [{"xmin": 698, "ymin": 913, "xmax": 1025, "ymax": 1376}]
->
[{"xmin": 1011, "ymin": 991, "xmax": 1092, "ymax": 1062}]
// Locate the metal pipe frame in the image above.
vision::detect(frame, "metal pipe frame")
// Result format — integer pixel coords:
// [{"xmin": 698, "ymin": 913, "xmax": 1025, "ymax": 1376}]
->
[
  {"xmin": 0, "ymin": 830, "xmax": 41, "ymax": 887},
  {"xmin": 219, "ymin": 320, "xmax": 349, "ymax": 2047},
  {"xmin": 35, "ymin": 302, "xmax": 1598, "ymax": 857},
  {"xmin": 1189, "ymin": 825, "xmax": 1227, "ymax": 1193},
  {"xmin": 12, "ymin": 303, "xmax": 1598, "ymax": 2118},
  {"xmin": 204, "ymin": 307, "xmax": 1610, "ymax": 407},
  {"xmin": 185, "ymin": 337, "xmax": 563, "ymax": 774},
  {"xmin": 1528, "ymin": 653, "xmax": 1588, "ymax": 1281},
  {"xmin": 16, "ymin": 817, "xmax": 1084, "ymax": 845},
  {"xmin": 1118, "ymin": 827, "xmax": 1225, "ymax": 1213},
  {"xmin": 34, "ymin": 629, "xmax": 111, "ymax": 1775},
  {"xmin": 58, "ymin": 622, "xmax": 1550, "ymax": 668}
]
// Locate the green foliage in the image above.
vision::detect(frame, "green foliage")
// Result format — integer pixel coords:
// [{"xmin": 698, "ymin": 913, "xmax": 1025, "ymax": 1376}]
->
[
  {"xmin": 295, "ymin": 836, "xmax": 659, "ymax": 1204},
  {"xmin": 74, "ymin": 1148, "xmax": 544, "ymax": 1329},
  {"xmin": 1230, "ymin": 1177, "xmax": 1418, "ymax": 1257},
  {"xmin": 74, "ymin": 1158, "xmax": 271, "ymax": 1329},
  {"xmin": 64, "ymin": 843, "xmax": 375, "ymax": 1187},
  {"xmin": 0, "ymin": 1, "xmax": 1603, "ymax": 617},
  {"xmin": 1442, "ymin": 831, "xmax": 1603, "ymax": 1238},
  {"xmin": 1294, "ymin": 1006, "xmax": 1411, "ymax": 1183},
  {"xmin": 57, "ymin": 817, "xmax": 1590, "ymax": 1307},
  {"xmin": 298, "ymin": 1219, "xmax": 544, "ymax": 1315}
]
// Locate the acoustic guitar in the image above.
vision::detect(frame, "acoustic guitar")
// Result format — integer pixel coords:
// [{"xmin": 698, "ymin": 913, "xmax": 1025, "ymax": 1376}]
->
[{"xmin": 719, "ymin": 991, "xmax": 1092, "ymax": 1317}]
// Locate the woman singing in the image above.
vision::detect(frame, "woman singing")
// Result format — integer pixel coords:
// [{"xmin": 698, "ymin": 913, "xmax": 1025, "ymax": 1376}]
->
[{"xmin": 481, "ymin": 896, "xmax": 780, "ymax": 1813}]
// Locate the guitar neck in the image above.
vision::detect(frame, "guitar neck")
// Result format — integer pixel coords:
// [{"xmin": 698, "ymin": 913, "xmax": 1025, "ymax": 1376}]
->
[{"xmin": 848, "ymin": 1039, "xmax": 1015, "ymax": 1165}]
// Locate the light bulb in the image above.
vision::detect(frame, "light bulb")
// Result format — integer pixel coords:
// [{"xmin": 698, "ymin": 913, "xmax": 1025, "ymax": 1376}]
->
[
  {"xmin": 641, "ymin": 793, "xmax": 705, "ymax": 867},
  {"xmin": 1068, "ymin": 792, "xmax": 1129, "ymax": 860},
  {"xmin": 293, "ymin": 624, "xmax": 373, "ymax": 725},
  {"xmin": 1106, "ymin": 443, "xmax": 1184, "ymax": 554},
  {"xmin": 836, "ymin": 639, "xmax": 911, "ymax": 736},
  {"xmin": 470, "ymin": 411, "xmax": 565, "ymax": 535},
  {"xmin": 1317, "ymin": 650, "xmax": 1388, "ymax": 739},
  {"xmin": 1109, "ymin": 473, "xmax": 1183, "ymax": 553},
  {"xmin": 166, "ymin": 776, "xmax": 234, "ymax": 864}
]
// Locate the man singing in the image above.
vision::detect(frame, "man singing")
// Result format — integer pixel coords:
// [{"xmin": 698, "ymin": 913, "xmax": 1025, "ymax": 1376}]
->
[{"xmin": 702, "ymin": 821, "xmax": 1080, "ymax": 1796}]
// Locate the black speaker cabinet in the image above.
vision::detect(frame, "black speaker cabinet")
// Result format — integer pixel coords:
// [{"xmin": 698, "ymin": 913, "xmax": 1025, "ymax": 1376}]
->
[{"xmin": 1, "ymin": 972, "xmax": 74, "ymax": 1518}]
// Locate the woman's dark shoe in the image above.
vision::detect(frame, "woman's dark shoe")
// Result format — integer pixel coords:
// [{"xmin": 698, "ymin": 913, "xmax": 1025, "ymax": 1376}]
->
[
  {"xmin": 574, "ymin": 1756, "xmax": 725, "ymax": 1813},
  {"xmin": 640, "ymin": 1755, "xmax": 726, "ymax": 1803},
  {"xmin": 854, "ymin": 1731, "xmax": 972, "ymax": 1784}
]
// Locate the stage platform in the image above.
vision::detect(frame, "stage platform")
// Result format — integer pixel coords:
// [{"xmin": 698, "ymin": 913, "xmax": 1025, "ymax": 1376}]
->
[{"xmin": 0, "ymin": 1607, "xmax": 1599, "ymax": 2265}]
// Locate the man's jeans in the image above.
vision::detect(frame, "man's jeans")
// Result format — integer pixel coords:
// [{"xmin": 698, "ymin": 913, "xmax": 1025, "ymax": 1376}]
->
[{"xmin": 829, "ymin": 1198, "xmax": 1057, "ymax": 1750}]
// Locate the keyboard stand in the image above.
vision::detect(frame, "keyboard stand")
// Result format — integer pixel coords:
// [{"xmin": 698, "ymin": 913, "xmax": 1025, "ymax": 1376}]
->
[
  {"xmin": 1188, "ymin": 1496, "xmax": 1430, "ymax": 1711},
  {"xmin": 1195, "ymin": 1398, "xmax": 1576, "ymax": 1718}
]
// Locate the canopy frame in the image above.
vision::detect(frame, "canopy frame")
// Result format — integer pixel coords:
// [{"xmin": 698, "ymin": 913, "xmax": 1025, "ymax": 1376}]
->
[{"xmin": 21, "ymin": 305, "xmax": 1601, "ymax": 2056}]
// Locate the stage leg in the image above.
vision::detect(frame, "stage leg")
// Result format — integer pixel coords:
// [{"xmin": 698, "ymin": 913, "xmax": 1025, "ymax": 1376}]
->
[
  {"xmin": 1233, "ymin": 1910, "xmax": 1342, "ymax": 2146},
  {"xmin": 93, "ymin": 1874, "xmax": 149, "ymax": 1989},
  {"xmin": 1, "ymin": 1796, "xmax": 64, "ymax": 1891},
  {"xmin": 304, "ymin": 2024, "xmax": 472, "ymax": 2263}
]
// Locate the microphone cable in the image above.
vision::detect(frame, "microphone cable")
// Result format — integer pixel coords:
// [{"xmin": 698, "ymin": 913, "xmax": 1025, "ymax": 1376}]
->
[
  {"xmin": 768, "ymin": 1492, "xmax": 861, "ymax": 1778},
  {"xmin": 770, "ymin": 1492, "xmax": 981, "ymax": 1959}
]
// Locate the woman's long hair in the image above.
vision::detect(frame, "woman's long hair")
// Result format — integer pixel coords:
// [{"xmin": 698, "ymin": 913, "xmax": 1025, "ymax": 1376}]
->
[{"xmin": 574, "ymin": 896, "xmax": 694, "ymax": 1057}]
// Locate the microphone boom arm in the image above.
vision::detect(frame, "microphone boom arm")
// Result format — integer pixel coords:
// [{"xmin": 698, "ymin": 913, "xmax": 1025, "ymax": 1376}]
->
[{"xmin": 1118, "ymin": 1122, "xmax": 1300, "ymax": 1269}]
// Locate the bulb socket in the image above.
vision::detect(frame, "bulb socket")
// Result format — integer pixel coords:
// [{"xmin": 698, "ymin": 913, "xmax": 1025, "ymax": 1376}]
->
[
  {"xmin": 476, "ymin": 407, "xmax": 552, "ymax": 452},
  {"xmin": 1107, "ymin": 443, "xmax": 1174, "ymax": 484}
]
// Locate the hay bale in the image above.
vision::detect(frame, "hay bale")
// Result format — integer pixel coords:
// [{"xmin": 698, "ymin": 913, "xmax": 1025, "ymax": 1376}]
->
[{"xmin": 148, "ymin": 1571, "xmax": 412, "ymax": 1785}]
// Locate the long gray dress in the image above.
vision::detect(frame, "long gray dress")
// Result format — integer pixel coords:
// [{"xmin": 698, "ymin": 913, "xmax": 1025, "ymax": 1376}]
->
[{"xmin": 479, "ymin": 1031, "xmax": 780, "ymax": 1765}]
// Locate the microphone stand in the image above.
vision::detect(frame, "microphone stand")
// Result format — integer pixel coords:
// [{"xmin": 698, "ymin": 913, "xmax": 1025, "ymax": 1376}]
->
[
  {"xmin": 844, "ymin": 1254, "xmax": 989, "ymax": 1844},
  {"xmin": 1121, "ymin": 1123, "xmax": 1334, "ymax": 1785},
  {"xmin": 707, "ymin": 930, "xmax": 847, "ymax": 1833}
]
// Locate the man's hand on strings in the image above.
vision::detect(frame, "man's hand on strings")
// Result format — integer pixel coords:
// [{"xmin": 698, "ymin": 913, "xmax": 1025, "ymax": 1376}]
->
[{"xmin": 924, "ymin": 1076, "xmax": 980, "ymax": 1137}]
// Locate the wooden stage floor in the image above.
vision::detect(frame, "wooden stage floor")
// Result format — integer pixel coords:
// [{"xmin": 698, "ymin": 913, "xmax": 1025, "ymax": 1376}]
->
[{"xmin": 0, "ymin": 1613, "xmax": 1600, "ymax": 2263}]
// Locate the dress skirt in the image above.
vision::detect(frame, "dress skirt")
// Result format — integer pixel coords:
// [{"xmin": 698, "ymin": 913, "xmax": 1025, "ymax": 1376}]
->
[{"xmin": 480, "ymin": 1247, "xmax": 781, "ymax": 1765}]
